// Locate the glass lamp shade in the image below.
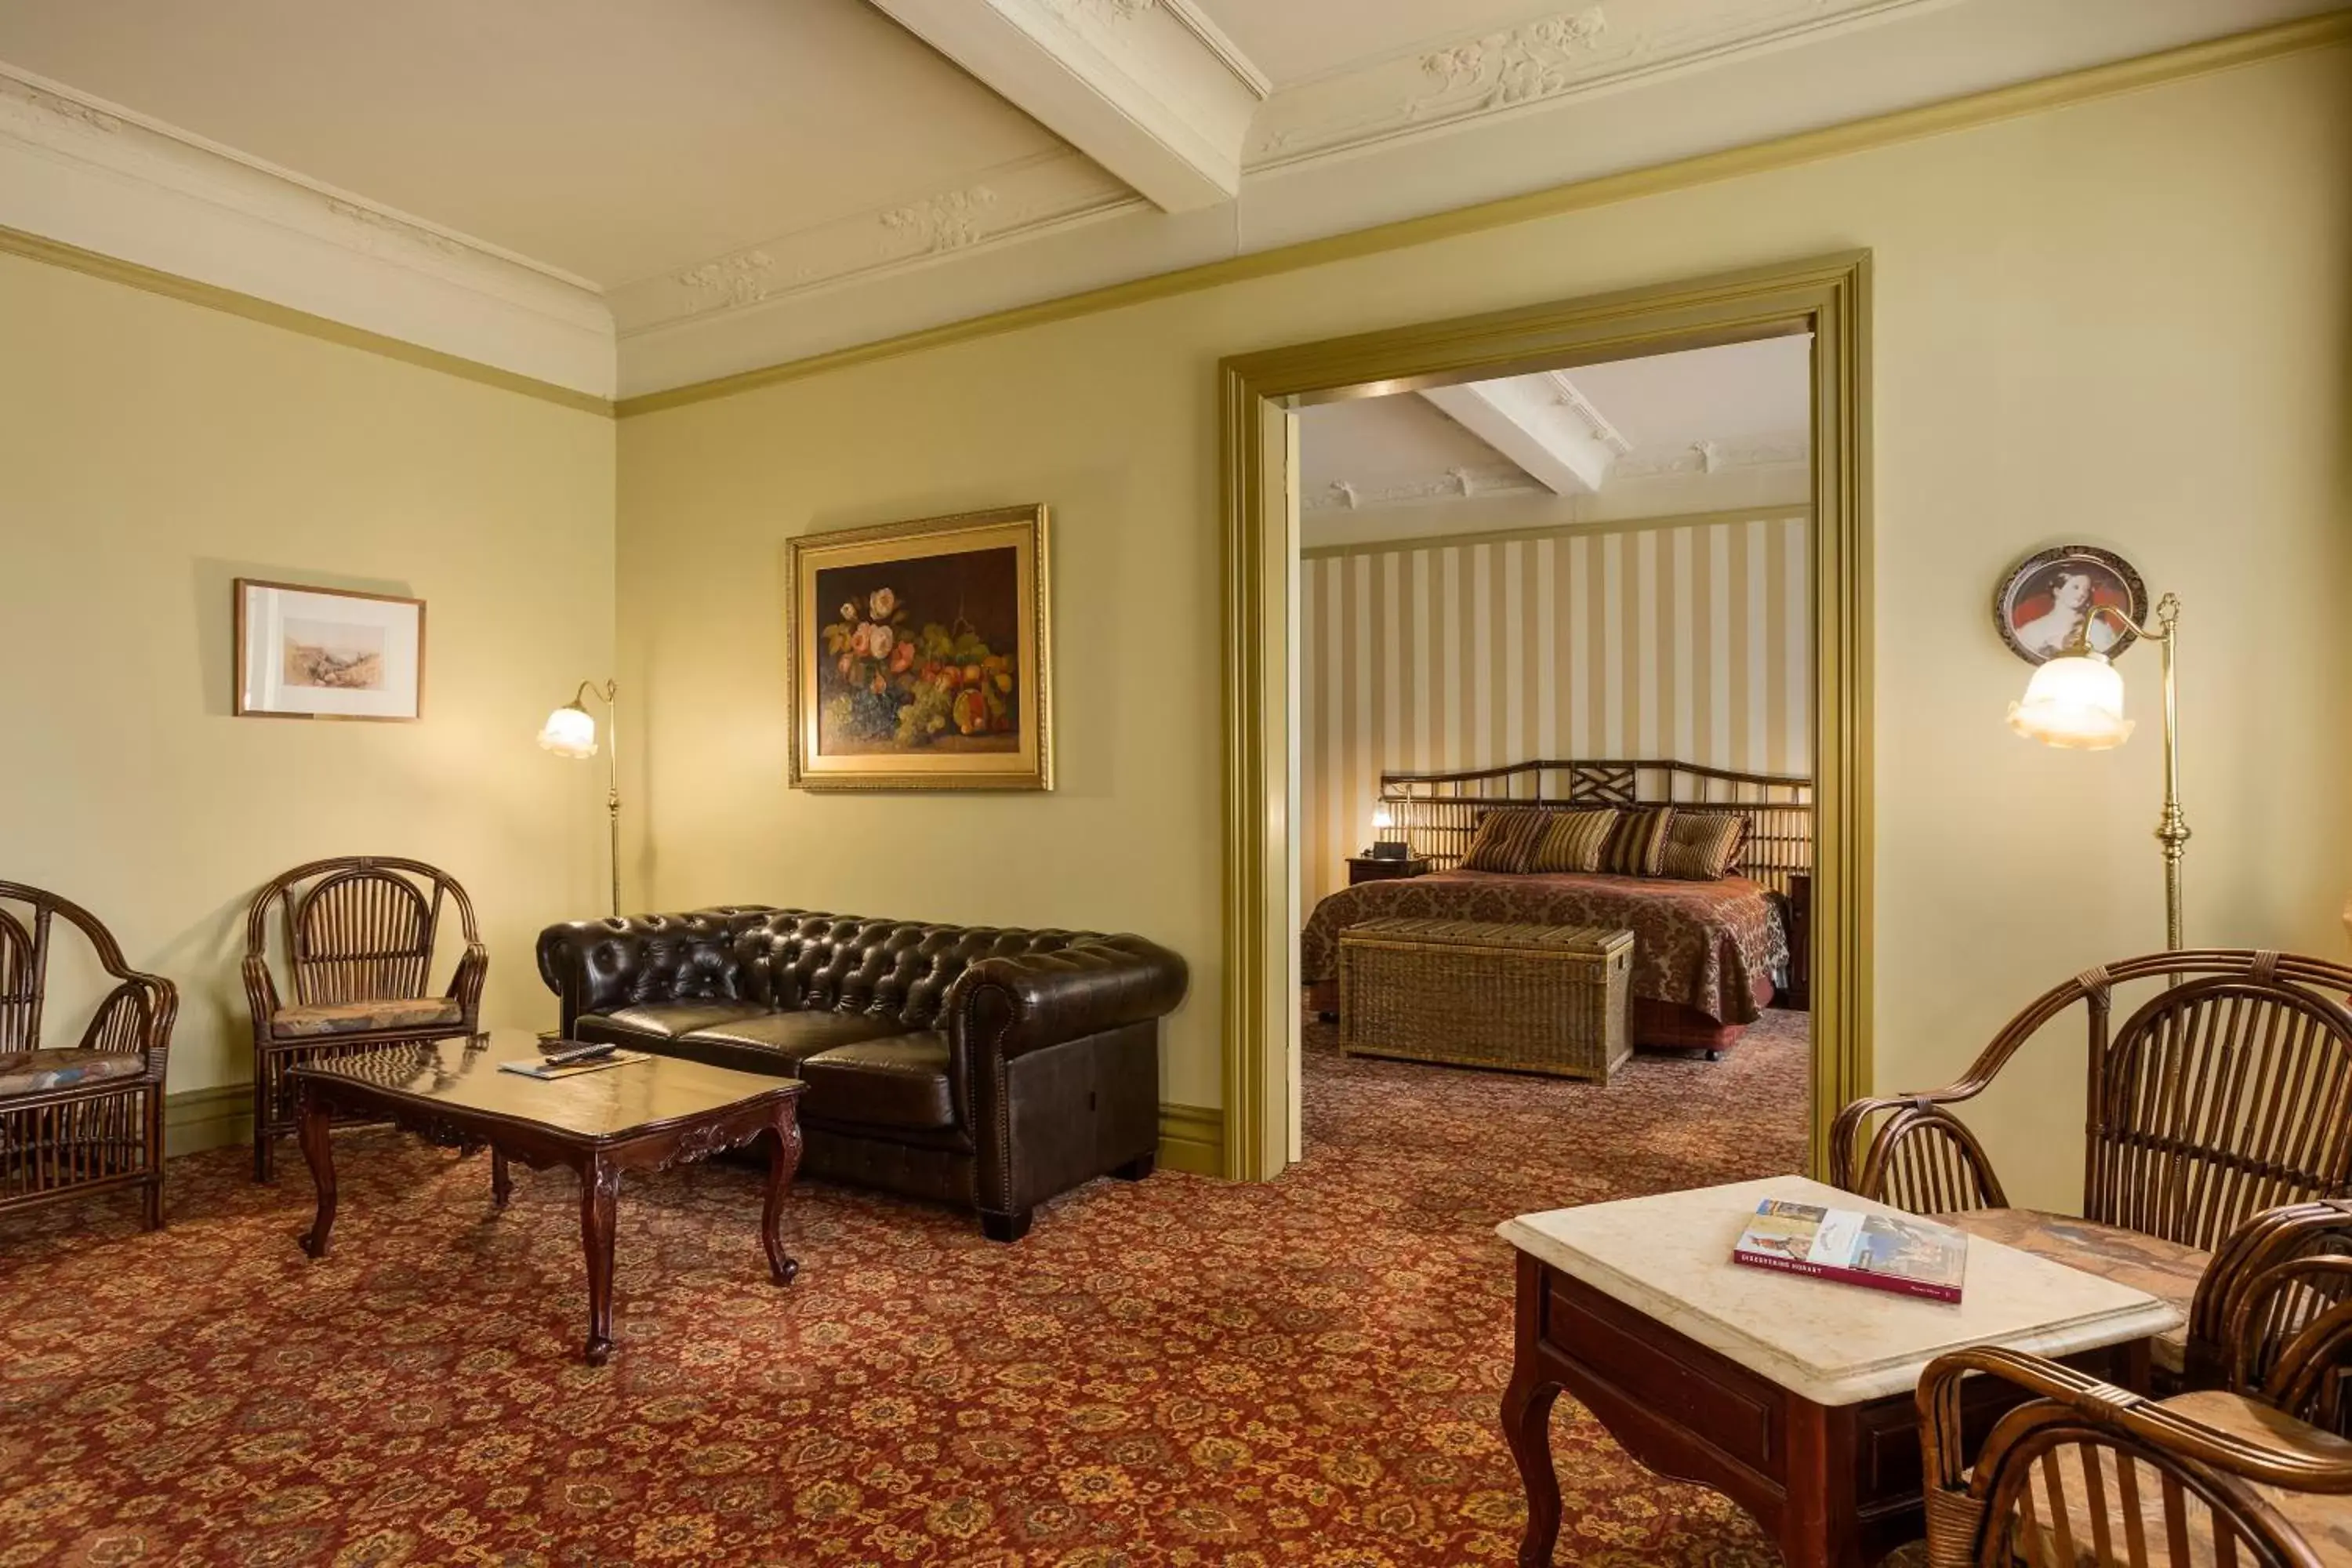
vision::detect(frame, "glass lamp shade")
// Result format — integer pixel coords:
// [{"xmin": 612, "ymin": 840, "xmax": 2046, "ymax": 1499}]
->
[
  {"xmin": 2008, "ymin": 653, "xmax": 2135, "ymax": 750},
  {"xmin": 537, "ymin": 702, "xmax": 599, "ymax": 759},
  {"xmin": 1370, "ymin": 806, "xmax": 1395, "ymax": 831}
]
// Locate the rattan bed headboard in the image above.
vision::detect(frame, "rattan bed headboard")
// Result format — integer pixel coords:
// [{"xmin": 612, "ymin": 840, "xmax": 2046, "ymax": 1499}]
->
[{"xmin": 1377, "ymin": 758, "xmax": 1813, "ymax": 898}]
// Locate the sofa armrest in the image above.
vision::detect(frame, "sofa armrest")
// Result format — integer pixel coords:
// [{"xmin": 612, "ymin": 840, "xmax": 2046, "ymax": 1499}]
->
[
  {"xmin": 534, "ymin": 908, "xmax": 778, "ymax": 1034},
  {"xmin": 956, "ymin": 935, "xmax": 1189, "ymax": 1063}
]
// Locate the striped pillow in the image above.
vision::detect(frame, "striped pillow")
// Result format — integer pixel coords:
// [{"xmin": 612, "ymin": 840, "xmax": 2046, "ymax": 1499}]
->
[
  {"xmin": 1599, "ymin": 806, "xmax": 1677, "ymax": 878},
  {"xmin": 1658, "ymin": 812, "xmax": 1748, "ymax": 881},
  {"xmin": 1460, "ymin": 808, "xmax": 1553, "ymax": 873},
  {"xmin": 1524, "ymin": 808, "xmax": 1620, "ymax": 875}
]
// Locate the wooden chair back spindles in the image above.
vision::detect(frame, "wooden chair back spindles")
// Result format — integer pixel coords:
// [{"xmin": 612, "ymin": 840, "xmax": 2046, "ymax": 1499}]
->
[
  {"xmin": 0, "ymin": 882, "xmax": 177, "ymax": 1228},
  {"xmin": 1835, "ymin": 952, "xmax": 2352, "ymax": 1227},
  {"xmin": 2090, "ymin": 974, "xmax": 2352, "ymax": 1254},
  {"xmin": 285, "ymin": 865, "xmax": 444, "ymax": 1007}
]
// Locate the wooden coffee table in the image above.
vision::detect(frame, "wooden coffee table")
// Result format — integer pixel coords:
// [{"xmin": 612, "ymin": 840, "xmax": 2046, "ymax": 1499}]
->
[
  {"xmin": 1498, "ymin": 1175, "xmax": 2182, "ymax": 1566},
  {"xmin": 289, "ymin": 1032, "xmax": 806, "ymax": 1366}
]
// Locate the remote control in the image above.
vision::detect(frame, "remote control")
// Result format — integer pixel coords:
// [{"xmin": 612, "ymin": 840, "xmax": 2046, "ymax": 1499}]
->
[{"xmin": 542, "ymin": 1041, "xmax": 619, "ymax": 1065}]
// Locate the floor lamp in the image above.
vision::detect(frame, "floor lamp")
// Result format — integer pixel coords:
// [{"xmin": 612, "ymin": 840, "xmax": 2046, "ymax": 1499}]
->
[
  {"xmin": 2006, "ymin": 593, "xmax": 2187, "ymax": 950},
  {"xmin": 539, "ymin": 679, "xmax": 622, "ymax": 917}
]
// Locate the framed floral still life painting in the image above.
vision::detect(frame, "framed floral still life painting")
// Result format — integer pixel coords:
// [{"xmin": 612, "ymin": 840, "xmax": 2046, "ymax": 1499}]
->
[
  {"xmin": 786, "ymin": 505, "xmax": 1051, "ymax": 791},
  {"xmin": 1992, "ymin": 544, "xmax": 2149, "ymax": 665},
  {"xmin": 234, "ymin": 579, "xmax": 425, "ymax": 720}
]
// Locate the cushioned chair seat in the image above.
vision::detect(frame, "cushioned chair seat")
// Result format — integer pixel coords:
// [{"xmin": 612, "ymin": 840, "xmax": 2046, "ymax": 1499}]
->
[
  {"xmin": 1937, "ymin": 1207, "xmax": 2209, "ymax": 1374},
  {"xmin": 575, "ymin": 1001, "xmax": 774, "ymax": 1045},
  {"xmin": 0, "ymin": 1049, "xmax": 147, "ymax": 1098},
  {"xmin": 271, "ymin": 996, "xmax": 465, "ymax": 1040},
  {"xmin": 798, "ymin": 1034, "xmax": 956, "ymax": 1130},
  {"xmin": 2005, "ymin": 1392, "xmax": 2352, "ymax": 1566}
]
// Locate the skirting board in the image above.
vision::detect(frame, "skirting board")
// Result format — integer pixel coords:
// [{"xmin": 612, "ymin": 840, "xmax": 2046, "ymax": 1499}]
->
[{"xmin": 167, "ymin": 1082, "xmax": 1229, "ymax": 1179}]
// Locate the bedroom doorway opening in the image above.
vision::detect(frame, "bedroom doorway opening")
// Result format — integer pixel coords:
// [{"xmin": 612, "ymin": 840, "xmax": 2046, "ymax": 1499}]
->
[
  {"xmin": 1218, "ymin": 253, "xmax": 1870, "ymax": 1185},
  {"xmin": 1288, "ymin": 336, "xmax": 1817, "ymax": 1187}
]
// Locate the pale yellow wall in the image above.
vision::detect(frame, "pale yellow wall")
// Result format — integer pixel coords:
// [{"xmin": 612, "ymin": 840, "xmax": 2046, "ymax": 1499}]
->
[
  {"xmin": 0, "ymin": 253, "xmax": 616, "ymax": 1098},
  {"xmin": 618, "ymin": 45, "xmax": 2352, "ymax": 1204}
]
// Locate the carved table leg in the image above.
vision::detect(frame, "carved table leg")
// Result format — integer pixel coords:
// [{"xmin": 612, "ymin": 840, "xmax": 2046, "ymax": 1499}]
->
[
  {"xmin": 296, "ymin": 1080, "xmax": 338, "ymax": 1260},
  {"xmin": 579, "ymin": 1157, "xmax": 620, "ymax": 1366},
  {"xmin": 762, "ymin": 1112, "xmax": 804, "ymax": 1288},
  {"xmin": 491, "ymin": 1148, "xmax": 512, "ymax": 1210},
  {"xmin": 1502, "ymin": 1364, "xmax": 1564, "ymax": 1567}
]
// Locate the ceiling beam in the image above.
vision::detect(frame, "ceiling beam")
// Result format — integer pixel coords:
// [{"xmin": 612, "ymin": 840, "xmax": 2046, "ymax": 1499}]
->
[
  {"xmin": 868, "ymin": 0, "xmax": 1267, "ymax": 213},
  {"xmin": 1418, "ymin": 373, "xmax": 1631, "ymax": 497}
]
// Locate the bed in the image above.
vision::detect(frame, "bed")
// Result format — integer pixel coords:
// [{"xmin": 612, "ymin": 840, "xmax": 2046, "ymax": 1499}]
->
[{"xmin": 1302, "ymin": 759, "xmax": 1811, "ymax": 1054}]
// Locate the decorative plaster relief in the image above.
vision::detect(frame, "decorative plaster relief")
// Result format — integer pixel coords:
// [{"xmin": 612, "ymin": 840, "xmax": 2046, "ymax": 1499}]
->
[
  {"xmin": 1611, "ymin": 437, "xmax": 1809, "ymax": 480},
  {"xmin": 612, "ymin": 151, "xmax": 1139, "ymax": 336},
  {"xmin": 1248, "ymin": 0, "xmax": 1936, "ymax": 170},
  {"xmin": 1301, "ymin": 464, "xmax": 1544, "ymax": 513}
]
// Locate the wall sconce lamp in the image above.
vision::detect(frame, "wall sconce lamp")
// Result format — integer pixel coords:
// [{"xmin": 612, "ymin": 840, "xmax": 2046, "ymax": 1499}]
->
[
  {"xmin": 539, "ymin": 679, "xmax": 621, "ymax": 917},
  {"xmin": 2007, "ymin": 593, "xmax": 2188, "ymax": 949}
]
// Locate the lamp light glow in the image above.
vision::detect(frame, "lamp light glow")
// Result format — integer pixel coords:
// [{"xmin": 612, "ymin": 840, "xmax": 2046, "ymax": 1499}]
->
[
  {"xmin": 537, "ymin": 702, "xmax": 599, "ymax": 758},
  {"xmin": 2008, "ymin": 652, "xmax": 2134, "ymax": 750},
  {"xmin": 1371, "ymin": 805, "xmax": 1395, "ymax": 831}
]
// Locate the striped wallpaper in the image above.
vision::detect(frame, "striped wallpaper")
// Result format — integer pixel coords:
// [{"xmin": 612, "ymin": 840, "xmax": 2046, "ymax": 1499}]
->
[{"xmin": 1301, "ymin": 514, "xmax": 1813, "ymax": 905}]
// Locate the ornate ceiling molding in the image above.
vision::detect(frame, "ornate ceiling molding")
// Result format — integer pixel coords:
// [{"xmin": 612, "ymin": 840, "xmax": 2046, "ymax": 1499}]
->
[
  {"xmin": 1302, "ymin": 463, "xmax": 1544, "ymax": 513},
  {"xmin": 1611, "ymin": 436, "xmax": 1810, "ymax": 480},
  {"xmin": 608, "ymin": 152, "xmax": 1142, "ymax": 339},
  {"xmin": 0, "ymin": 60, "xmax": 613, "ymax": 394},
  {"xmin": 1246, "ymin": 0, "xmax": 1940, "ymax": 172}
]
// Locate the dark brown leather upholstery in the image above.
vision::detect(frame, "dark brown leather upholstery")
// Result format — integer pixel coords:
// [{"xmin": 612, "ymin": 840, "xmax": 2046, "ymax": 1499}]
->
[{"xmin": 538, "ymin": 907, "xmax": 1188, "ymax": 1240}]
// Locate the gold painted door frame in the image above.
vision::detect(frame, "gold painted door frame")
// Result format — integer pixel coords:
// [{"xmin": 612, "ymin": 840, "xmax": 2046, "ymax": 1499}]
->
[{"xmin": 1219, "ymin": 251, "xmax": 1873, "ymax": 1181}]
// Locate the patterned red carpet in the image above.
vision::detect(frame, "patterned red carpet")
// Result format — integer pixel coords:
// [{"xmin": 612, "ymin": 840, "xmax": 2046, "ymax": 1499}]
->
[{"xmin": 0, "ymin": 1013, "xmax": 1809, "ymax": 1566}]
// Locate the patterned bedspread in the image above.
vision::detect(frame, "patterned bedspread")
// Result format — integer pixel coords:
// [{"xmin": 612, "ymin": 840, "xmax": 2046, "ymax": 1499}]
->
[{"xmin": 1301, "ymin": 869, "xmax": 1788, "ymax": 1025}]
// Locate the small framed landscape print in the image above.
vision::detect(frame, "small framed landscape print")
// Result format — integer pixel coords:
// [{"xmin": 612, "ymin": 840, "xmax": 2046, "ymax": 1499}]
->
[
  {"xmin": 234, "ymin": 579, "xmax": 425, "ymax": 720},
  {"xmin": 786, "ymin": 504, "xmax": 1051, "ymax": 791},
  {"xmin": 1992, "ymin": 545, "xmax": 2148, "ymax": 666}
]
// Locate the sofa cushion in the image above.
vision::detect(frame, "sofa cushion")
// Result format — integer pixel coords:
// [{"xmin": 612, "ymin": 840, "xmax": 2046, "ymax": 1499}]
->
[
  {"xmin": 1935, "ymin": 1207, "xmax": 2208, "ymax": 1374},
  {"xmin": 0, "ymin": 1049, "xmax": 147, "ymax": 1098},
  {"xmin": 272, "ymin": 996, "xmax": 464, "ymax": 1039},
  {"xmin": 575, "ymin": 1001, "xmax": 775, "ymax": 1047},
  {"xmin": 797, "ymin": 1034, "xmax": 956, "ymax": 1131},
  {"xmin": 662, "ymin": 1010, "xmax": 909, "ymax": 1077}
]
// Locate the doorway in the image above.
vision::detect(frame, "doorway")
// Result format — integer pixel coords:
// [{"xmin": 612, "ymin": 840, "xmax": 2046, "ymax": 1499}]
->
[{"xmin": 1216, "ymin": 252, "xmax": 1871, "ymax": 1182}]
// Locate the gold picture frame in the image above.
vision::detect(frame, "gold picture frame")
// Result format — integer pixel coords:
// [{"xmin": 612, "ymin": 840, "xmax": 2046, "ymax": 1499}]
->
[{"xmin": 786, "ymin": 505, "xmax": 1052, "ymax": 792}]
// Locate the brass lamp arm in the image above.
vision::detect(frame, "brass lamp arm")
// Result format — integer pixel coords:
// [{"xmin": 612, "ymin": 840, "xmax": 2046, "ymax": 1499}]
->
[
  {"xmin": 2074, "ymin": 592, "xmax": 2189, "ymax": 953},
  {"xmin": 561, "ymin": 678, "xmax": 621, "ymax": 917},
  {"xmin": 2078, "ymin": 591, "xmax": 2181, "ymax": 651}
]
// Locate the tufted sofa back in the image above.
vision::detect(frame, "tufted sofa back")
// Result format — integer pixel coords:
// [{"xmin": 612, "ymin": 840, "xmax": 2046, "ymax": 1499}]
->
[
  {"xmin": 742, "ymin": 911, "xmax": 1138, "ymax": 1033},
  {"xmin": 537, "ymin": 906, "xmax": 1165, "ymax": 1038}
]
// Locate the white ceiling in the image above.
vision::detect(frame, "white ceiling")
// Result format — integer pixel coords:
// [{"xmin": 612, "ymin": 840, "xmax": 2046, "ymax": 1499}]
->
[
  {"xmin": 1298, "ymin": 335, "xmax": 1813, "ymax": 546},
  {"xmin": 0, "ymin": 0, "xmax": 2337, "ymax": 400}
]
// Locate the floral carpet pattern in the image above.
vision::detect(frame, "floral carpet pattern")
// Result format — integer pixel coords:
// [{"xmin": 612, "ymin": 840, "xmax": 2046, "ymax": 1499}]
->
[{"xmin": 0, "ymin": 1012, "xmax": 1811, "ymax": 1566}]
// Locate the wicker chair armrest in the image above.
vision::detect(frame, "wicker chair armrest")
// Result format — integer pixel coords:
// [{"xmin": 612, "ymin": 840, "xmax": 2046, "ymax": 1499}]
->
[
  {"xmin": 76, "ymin": 973, "xmax": 178, "ymax": 1072},
  {"xmin": 2246, "ymin": 1265, "xmax": 2352, "ymax": 1425},
  {"xmin": 1922, "ymin": 1345, "xmax": 2352, "ymax": 1498},
  {"xmin": 2192, "ymin": 1200, "xmax": 2352, "ymax": 1394},
  {"xmin": 240, "ymin": 953, "xmax": 281, "ymax": 1025},
  {"xmin": 1830, "ymin": 1091, "xmax": 2005, "ymax": 1212},
  {"xmin": 448, "ymin": 942, "xmax": 489, "ymax": 1024}
]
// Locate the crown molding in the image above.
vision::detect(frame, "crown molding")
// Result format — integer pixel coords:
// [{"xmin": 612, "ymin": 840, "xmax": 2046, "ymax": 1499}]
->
[
  {"xmin": 617, "ymin": 11, "xmax": 2352, "ymax": 418},
  {"xmin": 870, "ymin": 0, "xmax": 1268, "ymax": 212},
  {"xmin": 1303, "ymin": 463, "xmax": 1543, "ymax": 513},
  {"xmin": 607, "ymin": 151, "xmax": 1142, "ymax": 339},
  {"xmin": 1612, "ymin": 436, "xmax": 1809, "ymax": 480},
  {"xmin": 1246, "ymin": 0, "xmax": 1940, "ymax": 172},
  {"xmin": 0, "ymin": 59, "xmax": 615, "ymax": 397}
]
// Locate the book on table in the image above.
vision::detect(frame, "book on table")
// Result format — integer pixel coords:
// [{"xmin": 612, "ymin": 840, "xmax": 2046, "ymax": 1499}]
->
[
  {"xmin": 499, "ymin": 1048, "xmax": 650, "ymax": 1080},
  {"xmin": 1730, "ymin": 1198, "xmax": 1968, "ymax": 1303}
]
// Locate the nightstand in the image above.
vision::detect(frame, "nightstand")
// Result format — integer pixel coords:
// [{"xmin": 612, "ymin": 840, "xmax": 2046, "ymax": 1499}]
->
[{"xmin": 1347, "ymin": 855, "xmax": 1430, "ymax": 886}]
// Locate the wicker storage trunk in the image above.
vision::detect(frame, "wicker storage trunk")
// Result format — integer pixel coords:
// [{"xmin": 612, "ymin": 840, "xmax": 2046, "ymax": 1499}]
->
[{"xmin": 1338, "ymin": 918, "xmax": 1634, "ymax": 1082}]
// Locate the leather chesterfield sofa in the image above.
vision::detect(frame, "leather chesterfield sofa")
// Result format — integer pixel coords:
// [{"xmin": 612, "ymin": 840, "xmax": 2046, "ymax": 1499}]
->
[{"xmin": 535, "ymin": 907, "xmax": 1188, "ymax": 1241}]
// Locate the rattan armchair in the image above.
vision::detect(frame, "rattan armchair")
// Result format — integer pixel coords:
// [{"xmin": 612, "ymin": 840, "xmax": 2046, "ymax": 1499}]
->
[
  {"xmin": 1918, "ymin": 1206, "xmax": 2352, "ymax": 1568},
  {"xmin": 0, "ymin": 883, "xmax": 177, "ymax": 1229},
  {"xmin": 1835, "ymin": 949, "xmax": 2352, "ymax": 1385},
  {"xmin": 244, "ymin": 856, "xmax": 485, "ymax": 1181}
]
